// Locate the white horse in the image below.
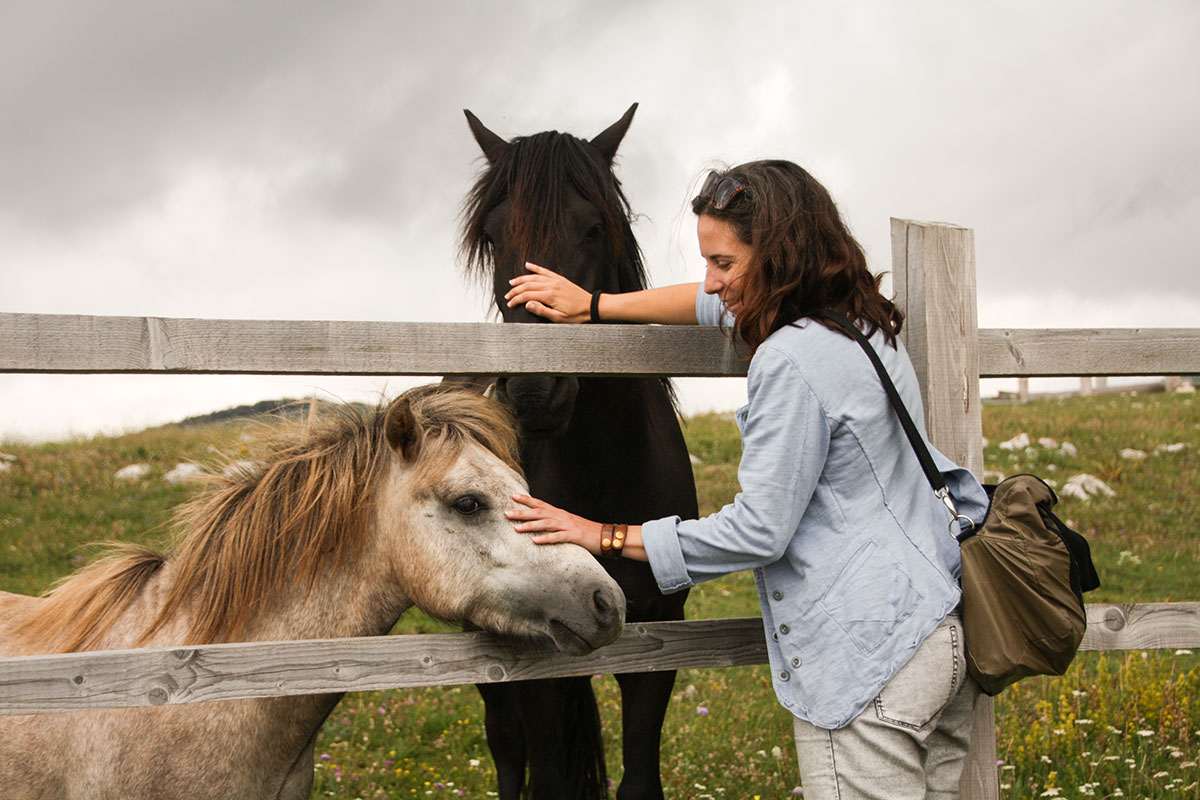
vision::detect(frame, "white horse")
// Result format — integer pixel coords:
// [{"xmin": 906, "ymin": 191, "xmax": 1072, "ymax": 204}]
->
[{"xmin": 0, "ymin": 385, "xmax": 624, "ymax": 799}]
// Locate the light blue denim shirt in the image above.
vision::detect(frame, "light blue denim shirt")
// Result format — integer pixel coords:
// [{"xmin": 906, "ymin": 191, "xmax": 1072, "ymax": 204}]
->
[{"xmin": 641, "ymin": 288, "xmax": 988, "ymax": 729}]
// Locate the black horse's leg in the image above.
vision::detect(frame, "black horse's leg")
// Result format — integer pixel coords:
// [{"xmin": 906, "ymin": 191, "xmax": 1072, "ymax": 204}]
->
[
  {"xmin": 613, "ymin": 669, "xmax": 677, "ymax": 800},
  {"xmin": 519, "ymin": 677, "xmax": 607, "ymax": 800},
  {"xmin": 477, "ymin": 681, "xmax": 528, "ymax": 800}
]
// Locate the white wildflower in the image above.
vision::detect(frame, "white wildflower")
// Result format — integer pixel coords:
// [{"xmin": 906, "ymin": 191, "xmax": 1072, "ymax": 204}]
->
[
  {"xmin": 1039, "ymin": 788, "xmax": 1061, "ymax": 797},
  {"xmin": 1154, "ymin": 442, "xmax": 1188, "ymax": 454},
  {"xmin": 115, "ymin": 464, "xmax": 152, "ymax": 481},
  {"xmin": 1117, "ymin": 550, "xmax": 1143, "ymax": 567},
  {"xmin": 1176, "ymin": 649, "xmax": 1193, "ymax": 656},
  {"xmin": 998, "ymin": 433, "xmax": 1031, "ymax": 451},
  {"xmin": 1059, "ymin": 442, "xmax": 1078, "ymax": 457},
  {"xmin": 1136, "ymin": 730, "xmax": 1154, "ymax": 737},
  {"xmin": 771, "ymin": 746, "xmax": 783, "ymax": 759},
  {"xmin": 689, "ymin": 453, "xmax": 702, "ymax": 465},
  {"xmin": 1037, "ymin": 437, "xmax": 1058, "ymax": 449},
  {"xmin": 1154, "ymin": 771, "xmax": 1169, "ymax": 778},
  {"xmin": 1175, "ymin": 381, "xmax": 1196, "ymax": 393},
  {"xmin": 1119, "ymin": 448, "xmax": 1147, "ymax": 461}
]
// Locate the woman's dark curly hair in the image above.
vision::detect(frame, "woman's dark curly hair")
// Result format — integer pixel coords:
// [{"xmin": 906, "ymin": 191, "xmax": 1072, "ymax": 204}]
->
[{"xmin": 692, "ymin": 159, "xmax": 903, "ymax": 353}]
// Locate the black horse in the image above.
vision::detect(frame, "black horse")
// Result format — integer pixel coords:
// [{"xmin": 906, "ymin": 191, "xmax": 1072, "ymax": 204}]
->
[{"xmin": 458, "ymin": 105, "xmax": 699, "ymax": 800}]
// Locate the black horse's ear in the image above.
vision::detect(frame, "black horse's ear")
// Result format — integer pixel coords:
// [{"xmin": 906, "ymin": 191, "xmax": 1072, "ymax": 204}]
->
[
  {"xmin": 385, "ymin": 397, "xmax": 421, "ymax": 462},
  {"xmin": 590, "ymin": 103, "xmax": 638, "ymax": 164},
  {"xmin": 464, "ymin": 109, "xmax": 509, "ymax": 165}
]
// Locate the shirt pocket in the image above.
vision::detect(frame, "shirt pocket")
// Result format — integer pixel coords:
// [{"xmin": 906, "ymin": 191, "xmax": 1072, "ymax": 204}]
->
[{"xmin": 817, "ymin": 539, "xmax": 923, "ymax": 655}]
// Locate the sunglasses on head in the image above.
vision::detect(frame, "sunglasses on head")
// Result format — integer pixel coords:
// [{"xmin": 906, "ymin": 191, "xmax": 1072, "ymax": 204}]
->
[{"xmin": 701, "ymin": 171, "xmax": 748, "ymax": 210}]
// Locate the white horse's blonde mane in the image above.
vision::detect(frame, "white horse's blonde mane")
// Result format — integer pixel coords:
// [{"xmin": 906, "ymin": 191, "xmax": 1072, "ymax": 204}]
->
[{"xmin": 14, "ymin": 386, "xmax": 520, "ymax": 652}]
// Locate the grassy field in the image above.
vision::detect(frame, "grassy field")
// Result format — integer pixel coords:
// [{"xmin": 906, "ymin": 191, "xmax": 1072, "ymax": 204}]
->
[{"xmin": 1, "ymin": 391, "xmax": 1197, "ymax": 798}]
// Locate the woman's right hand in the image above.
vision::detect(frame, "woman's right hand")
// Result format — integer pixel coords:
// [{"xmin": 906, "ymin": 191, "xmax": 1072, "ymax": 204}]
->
[{"xmin": 504, "ymin": 262, "xmax": 592, "ymax": 324}]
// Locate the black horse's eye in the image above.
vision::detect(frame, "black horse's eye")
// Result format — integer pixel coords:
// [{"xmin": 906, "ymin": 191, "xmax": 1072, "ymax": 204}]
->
[
  {"xmin": 583, "ymin": 223, "xmax": 604, "ymax": 243},
  {"xmin": 451, "ymin": 495, "xmax": 485, "ymax": 516}
]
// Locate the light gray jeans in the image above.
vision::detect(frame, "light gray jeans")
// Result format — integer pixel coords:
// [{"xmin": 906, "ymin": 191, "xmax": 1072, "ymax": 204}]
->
[{"xmin": 793, "ymin": 612, "xmax": 981, "ymax": 800}]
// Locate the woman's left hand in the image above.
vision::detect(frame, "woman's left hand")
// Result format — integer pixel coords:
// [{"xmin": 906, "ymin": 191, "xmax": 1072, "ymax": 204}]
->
[
  {"xmin": 507, "ymin": 493, "xmax": 602, "ymax": 554},
  {"xmin": 504, "ymin": 263, "xmax": 592, "ymax": 324}
]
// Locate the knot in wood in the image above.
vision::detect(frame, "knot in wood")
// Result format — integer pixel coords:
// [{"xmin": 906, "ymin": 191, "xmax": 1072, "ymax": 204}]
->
[{"xmin": 1103, "ymin": 606, "xmax": 1127, "ymax": 631}]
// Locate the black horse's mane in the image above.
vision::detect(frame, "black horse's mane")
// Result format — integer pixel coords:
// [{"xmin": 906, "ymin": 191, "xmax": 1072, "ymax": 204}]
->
[{"xmin": 460, "ymin": 130, "xmax": 650, "ymax": 295}]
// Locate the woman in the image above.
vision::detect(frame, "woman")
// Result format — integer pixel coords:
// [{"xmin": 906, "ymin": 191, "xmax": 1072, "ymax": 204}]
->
[{"xmin": 504, "ymin": 160, "xmax": 988, "ymax": 800}]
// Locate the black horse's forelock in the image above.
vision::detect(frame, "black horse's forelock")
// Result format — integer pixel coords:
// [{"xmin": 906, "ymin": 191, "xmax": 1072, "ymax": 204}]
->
[{"xmin": 459, "ymin": 130, "xmax": 649, "ymax": 294}]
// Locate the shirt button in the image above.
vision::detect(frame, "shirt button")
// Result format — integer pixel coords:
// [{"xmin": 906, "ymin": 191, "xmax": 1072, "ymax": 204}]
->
[
  {"xmin": 779, "ymin": 671, "xmax": 790, "ymax": 681},
  {"xmin": 772, "ymin": 590, "xmax": 783, "ymax": 601},
  {"xmin": 779, "ymin": 624, "xmax": 790, "ymax": 635},
  {"xmin": 791, "ymin": 657, "xmax": 802, "ymax": 668}
]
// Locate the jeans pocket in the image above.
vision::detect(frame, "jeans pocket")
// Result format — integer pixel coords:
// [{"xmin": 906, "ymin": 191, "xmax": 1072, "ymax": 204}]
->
[{"xmin": 874, "ymin": 620, "xmax": 962, "ymax": 731}]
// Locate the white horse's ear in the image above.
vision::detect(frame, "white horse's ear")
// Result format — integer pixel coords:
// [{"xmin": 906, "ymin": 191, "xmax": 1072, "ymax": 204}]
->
[
  {"xmin": 465, "ymin": 109, "xmax": 509, "ymax": 165},
  {"xmin": 590, "ymin": 102, "xmax": 638, "ymax": 164},
  {"xmin": 385, "ymin": 397, "xmax": 421, "ymax": 461}
]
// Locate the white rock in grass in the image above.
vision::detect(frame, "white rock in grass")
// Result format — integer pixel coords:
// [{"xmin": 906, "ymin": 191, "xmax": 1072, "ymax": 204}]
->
[
  {"xmin": 0, "ymin": 452, "xmax": 16, "ymax": 462},
  {"xmin": 115, "ymin": 464, "xmax": 152, "ymax": 481},
  {"xmin": 1154, "ymin": 442, "xmax": 1187, "ymax": 455},
  {"xmin": 165, "ymin": 463, "xmax": 204, "ymax": 485},
  {"xmin": 1037, "ymin": 437, "xmax": 1059, "ymax": 449},
  {"xmin": 1061, "ymin": 473, "xmax": 1115, "ymax": 501},
  {"xmin": 222, "ymin": 460, "xmax": 263, "ymax": 479},
  {"xmin": 998, "ymin": 433, "xmax": 1030, "ymax": 451},
  {"xmin": 1119, "ymin": 448, "xmax": 1147, "ymax": 461},
  {"xmin": 1059, "ymin": 442, "xmax": 1078, "ymax": 457}
]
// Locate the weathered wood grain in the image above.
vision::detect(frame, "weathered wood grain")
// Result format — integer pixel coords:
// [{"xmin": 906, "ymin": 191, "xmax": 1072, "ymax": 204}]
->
[
  {"xmin": 0, "ymin": 618, "xmax": 768, "ymax": 716},
  {"xmin": 0, "ymin": 313, "xmax": 747, "ymax": 377},
  {"xmin": 978, "ymin": 328, "xmax": 1200, "ymax": 377},
  {"xmin": 4, "ymin": 312, "xmax": 1199, "ymax": 379},
  {"xmin": 1081, "ymin": 602, "xmax": 1200, "ymax": 651},
  {"xmin": 1, "ymin": 604, "xmax": 1195, "ymax": 718},
  {"xmin": 892, "ymin": 219, "xmax": 994, "ymax": 799}
]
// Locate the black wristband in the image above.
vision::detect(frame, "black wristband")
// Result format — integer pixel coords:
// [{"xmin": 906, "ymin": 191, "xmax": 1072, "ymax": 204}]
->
[{"xmin": 590, "ymin": 290, "xmax": 603, "ymax": 323}]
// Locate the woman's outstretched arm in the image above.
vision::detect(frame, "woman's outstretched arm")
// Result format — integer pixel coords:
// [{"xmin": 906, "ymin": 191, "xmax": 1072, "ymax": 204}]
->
[
  {"xmin": 505, "ymin": 262, "xmax": 700, "ymax": 325},
  {"xmin": 507, "ymin": 493, "xmax": 648, "ymax": 562}
]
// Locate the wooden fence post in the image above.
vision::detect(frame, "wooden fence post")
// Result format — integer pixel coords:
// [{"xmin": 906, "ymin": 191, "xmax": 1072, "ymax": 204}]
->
[{"xmin": 891, "ymin": 219, "xmax": 997, "ymax": 800}]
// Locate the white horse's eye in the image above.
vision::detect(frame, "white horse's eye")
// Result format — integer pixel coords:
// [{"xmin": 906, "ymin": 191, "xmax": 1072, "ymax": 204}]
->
[{"xmin": 451, "ymin": 495, "xmax": 485, "ymax": 516}]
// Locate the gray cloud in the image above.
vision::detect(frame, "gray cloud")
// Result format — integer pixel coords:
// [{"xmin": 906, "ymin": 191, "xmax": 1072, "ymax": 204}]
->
[{"xmin": 2, "ymin": 1, "xmax": 1198, "ymax": 439}]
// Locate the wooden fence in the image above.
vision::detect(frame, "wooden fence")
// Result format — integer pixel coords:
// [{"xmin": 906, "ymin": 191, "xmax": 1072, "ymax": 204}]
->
[{"xmin": 2, "ymin": 218, "xmax": 1199, "ymax": 799}]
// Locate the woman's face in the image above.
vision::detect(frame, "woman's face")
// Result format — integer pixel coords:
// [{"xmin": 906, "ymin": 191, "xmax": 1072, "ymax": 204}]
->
[{"xmin": 698, "ymin": 213, "xmax": 756, "ymax": 316}]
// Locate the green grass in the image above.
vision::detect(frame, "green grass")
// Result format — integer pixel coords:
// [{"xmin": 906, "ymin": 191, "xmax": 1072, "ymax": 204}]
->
[{"xmin": 2, "ymin": 392, "xmax": 1198, "ymax": 798}]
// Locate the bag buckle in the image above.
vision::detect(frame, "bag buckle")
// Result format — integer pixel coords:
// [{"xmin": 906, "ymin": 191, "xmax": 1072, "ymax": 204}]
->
[{"xmin": 937, "ymin": 487, "xmax": 976, "ymax": 536}]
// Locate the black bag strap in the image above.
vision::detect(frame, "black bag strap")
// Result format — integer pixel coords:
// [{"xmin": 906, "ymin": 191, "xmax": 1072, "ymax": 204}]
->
[{"xmin": 813, "ymin": 310, "xmax": 973, "ymax": 532}]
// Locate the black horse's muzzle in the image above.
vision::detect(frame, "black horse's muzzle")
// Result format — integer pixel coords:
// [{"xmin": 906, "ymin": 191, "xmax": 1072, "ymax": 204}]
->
[{"xmin": 495, "ymin": 374, "xmax": 578, "ymax": 438}]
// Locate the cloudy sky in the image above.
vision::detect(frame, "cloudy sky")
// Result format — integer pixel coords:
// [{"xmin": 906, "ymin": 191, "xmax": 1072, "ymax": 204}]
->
[{"xmin": 2, "ymin": 1, "xmax": 1198, "ymax": 441}]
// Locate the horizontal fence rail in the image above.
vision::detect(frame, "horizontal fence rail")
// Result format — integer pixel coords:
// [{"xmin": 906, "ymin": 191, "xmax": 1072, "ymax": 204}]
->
[
  {"xmin": 1, "ymin": 603, "xmax": 1196, "ymax": 717},
  {"xmin": 4, "ymin": 312, "xmax": 1200, "ymax": 378}
]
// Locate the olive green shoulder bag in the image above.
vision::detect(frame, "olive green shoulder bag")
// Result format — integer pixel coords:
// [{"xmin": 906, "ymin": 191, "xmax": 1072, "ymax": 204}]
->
[{"xmin": 817, "ymin": 310, "xmax": 1100, "ymax": 695}]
